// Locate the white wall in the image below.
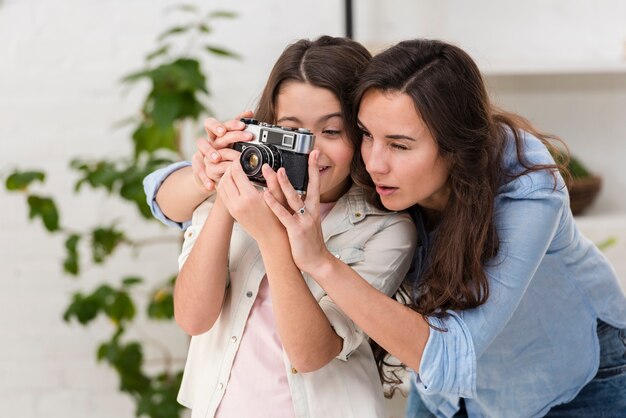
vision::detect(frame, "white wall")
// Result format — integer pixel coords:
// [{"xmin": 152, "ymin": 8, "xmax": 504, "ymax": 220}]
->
[
  {"xmin": 1, "ymin": 1, "xmax": 625, "ymax": 417},
  {"xmin": 0, "ymin": 1, "xmax": 345, "ymax": 417}
]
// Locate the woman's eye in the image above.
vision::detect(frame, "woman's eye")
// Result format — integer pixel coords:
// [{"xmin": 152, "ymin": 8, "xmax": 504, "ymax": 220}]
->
[
  {"xmin": 322, "ymin": 129, "xmax": 341, "ymax": 136},
  {"xmin": 360, "ymin": 129, "xmax": 373, "ymax": 140},
  {"xmin": 391, "ymin": 143, "xmax": 408, "ymax": 150}
]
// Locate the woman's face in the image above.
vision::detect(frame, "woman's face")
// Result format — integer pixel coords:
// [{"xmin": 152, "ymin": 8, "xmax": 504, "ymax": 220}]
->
[
  {"xmin": 275, "ymin": 81, "xmax": 353, "ymax": 203},
  {"xmin": 358, "ymin": 89, "xmax": 451, "ymax": 212}
]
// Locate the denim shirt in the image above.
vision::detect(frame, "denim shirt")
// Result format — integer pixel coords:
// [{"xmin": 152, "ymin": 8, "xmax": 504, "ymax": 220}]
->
[{"xmin": 409, "ymin": 131, "xmax": 626, "ymax": 418}]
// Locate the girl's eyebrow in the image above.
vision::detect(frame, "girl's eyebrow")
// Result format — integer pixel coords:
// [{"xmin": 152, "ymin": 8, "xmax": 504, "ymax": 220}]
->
[
  {"xmin": 357, "ymin": 119, "xmax": 416, "ymax": 141},
  {"xmin": 277, "ymin": 112, "xmax": 342, "ymax": 125},
  {"xmin": 276, "ymin": 116, "xmax": 302, "ymax": 124}
]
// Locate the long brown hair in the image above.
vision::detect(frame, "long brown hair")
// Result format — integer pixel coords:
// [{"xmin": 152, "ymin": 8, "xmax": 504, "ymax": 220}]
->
[
  {"xmin": 350, "ymin": 39, "xmax": 568, "ymax": 391},
  {"xmin": 254, "ymin": 36, "xmax": 371, "ymax": 129}
]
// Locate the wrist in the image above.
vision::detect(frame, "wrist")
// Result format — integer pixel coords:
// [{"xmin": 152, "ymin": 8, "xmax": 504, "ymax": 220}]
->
[{"xmin": 305, "ymin": 250, "xmax": 339, "ymax": 284}]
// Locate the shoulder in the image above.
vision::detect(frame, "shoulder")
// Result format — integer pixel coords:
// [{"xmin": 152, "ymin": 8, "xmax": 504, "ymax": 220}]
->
[{"xmin": 498, "ymin": 129, "xmax": 568, "ymax": 203}]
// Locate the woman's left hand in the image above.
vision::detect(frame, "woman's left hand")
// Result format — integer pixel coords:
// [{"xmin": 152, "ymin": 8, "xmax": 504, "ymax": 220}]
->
[
  {"xmin": 263, "ymin": 151, "xmax": 332, "ymax": 274},
  {"xmin": 218, "ymin": 159, "xmax": 285, "ymax": 241}
]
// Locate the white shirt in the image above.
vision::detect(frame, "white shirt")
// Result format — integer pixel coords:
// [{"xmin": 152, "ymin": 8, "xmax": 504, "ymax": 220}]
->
[{"xmin": 176, "ymin": 185, "xmax": 417, "ymax": 418}]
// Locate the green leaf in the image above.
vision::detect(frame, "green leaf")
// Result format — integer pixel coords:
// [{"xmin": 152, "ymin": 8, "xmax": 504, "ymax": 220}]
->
[
  {"xmin": 147, "ymin": 289, "xmax": 174, "ymax": 320},
  {"xmin": 104, "ymin": 291, "xmax": 136, "ymax": 323},
  {"xmin": 209, "ymin": 10, "xmax": 237, "ymax": 19},
  {"xmin": 157, "ymin": 26, "xmax": 190, "ymax": 42},
  {"xmin": 597, "ymin": 236, "xmax": 618, "ymax": 251},
  {"xmin": 146, "ymin": 45, "xmax": 170, "ymax": 62},
  {"xmin": 150, "ymin": 92, "xmax": 183, "ymax": 128},
  {"xmin": 197, "ymin": 23, "xmax": 212, "ymax": 33},
  {"xmin": 205, "ymin": 45, "xmax": 240, "ymax": 59},
  {"xmin": 71, "ymin": 160, "xmax": 119, "ymax": 193},
  {"xmin": 121, "ymin": 68, "xmax": 154, "ymax": 84},
  {"xmin": 63, "ymin": 293, "xmax": 101, "ymax": 325},
  {"xmin": 173, "ymin": 4, "xmax": 197, "ymax": 13},
  {"xmin": 63, "ymin": 234, "xmax": 81, "ymax": 275},
  {"xmin": 122, "ymin": 277, "xmax": 143, "ymax": 287},
  {"xmin": 132, "ymin": 122, "xmax": 178, "ymax": 157},
  {"xmin": 568, "ymin": 156, "xmax": 592, "ymax": 179},
  {"xmin": 27, "ymin": 195, "xmax": 60, "ymax": 232},
  {"xmin": 91, "ymin": 226, "xmax": 126, "ymax": 263},
  {"xmin": 5, "ymin": 171, "xmax": 45, "ymax": 191},
  {"xmin": 137, "ymin": 371, "xmax": 185, "ymax": 418}
]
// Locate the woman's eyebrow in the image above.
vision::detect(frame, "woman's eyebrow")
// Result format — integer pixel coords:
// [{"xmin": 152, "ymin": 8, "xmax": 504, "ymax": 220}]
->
[
  {"xmin": 386, "ymin": 134, "xmax": 416, "ymax": 141},
  {"xmin": 357, "ymin": 119, "xmax": 416, "ymax": 141}
]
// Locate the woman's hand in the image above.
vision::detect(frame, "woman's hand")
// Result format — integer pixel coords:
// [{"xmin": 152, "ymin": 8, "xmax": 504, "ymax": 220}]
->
[
  {"xmin": 192, "ymin": 110, "xmax": 255, "ymax": 192},
  {"xmin": 262, "ymin": 151, "xmax": 332, "ymax": 274},
  {"xmin": 217, "ymin": 159, "xmax": 286, "ymax": 242}
]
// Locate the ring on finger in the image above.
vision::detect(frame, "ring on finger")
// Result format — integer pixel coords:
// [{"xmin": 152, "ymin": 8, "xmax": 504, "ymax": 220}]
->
[{"xmin": 297, "ymin": 204, "xmax": 306, "ymax": 215}]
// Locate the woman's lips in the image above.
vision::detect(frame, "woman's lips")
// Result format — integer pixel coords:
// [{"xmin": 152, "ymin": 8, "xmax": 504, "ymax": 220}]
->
[{"xmin": 375, "ymin": 185, "xmax": 398, "ymax": 196}]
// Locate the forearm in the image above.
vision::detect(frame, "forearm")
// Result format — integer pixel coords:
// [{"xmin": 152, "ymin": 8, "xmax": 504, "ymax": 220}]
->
[
  {"xmin": 156, "ymin": 166, "xmax": 213, "ymax": 222},
  {"xmin": 258, "ymin": 234, "xmax": 342, "ymax": 373},
  {"xmin": 174, "ymin": 198, "xmax": 233, "ymax": 335},
  {"xmin": 311, "ymin": 254, "xmax": 430, "ymax": 372}
]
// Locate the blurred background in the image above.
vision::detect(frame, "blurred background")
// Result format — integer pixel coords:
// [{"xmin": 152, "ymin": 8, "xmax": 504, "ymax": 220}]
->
[{"xmin": 1, "ymin": 1, "xmax": 625, "ymax": 417}]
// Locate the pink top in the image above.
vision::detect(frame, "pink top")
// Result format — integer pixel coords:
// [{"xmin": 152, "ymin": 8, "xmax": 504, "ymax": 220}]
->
[{"xmin": 216, "ymin": 201, "xmax": 337, "ymax": 417}]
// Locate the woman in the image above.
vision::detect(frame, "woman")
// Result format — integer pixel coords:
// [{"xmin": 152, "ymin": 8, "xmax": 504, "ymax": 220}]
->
[
  {"xmin": 264, "ymin": 39, "xmax": 626, "ymax": 417},
  {"xmin": 143, "ymin": 36, "xmax": 416, "ymax": 418}
]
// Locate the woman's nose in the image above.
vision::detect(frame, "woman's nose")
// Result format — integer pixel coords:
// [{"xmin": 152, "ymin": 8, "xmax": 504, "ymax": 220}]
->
[{"xmin": 364, "ymin": 145, "xmax": 389, "ymax": 175}]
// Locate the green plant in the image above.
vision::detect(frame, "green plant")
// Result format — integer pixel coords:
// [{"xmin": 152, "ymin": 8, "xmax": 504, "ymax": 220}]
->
[
  {"xmin": 4, "ymin": 5, "xmax": 238, "ymax": 417},
  {"xmin": 550, "ymin": 147, "xmax": 592, "ymax": 180}
]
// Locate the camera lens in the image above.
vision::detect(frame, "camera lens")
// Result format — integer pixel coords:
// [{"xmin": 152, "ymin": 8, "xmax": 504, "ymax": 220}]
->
[{"xmin": 239, "ymin": 144, "xmax": 281, "ymax": 181}]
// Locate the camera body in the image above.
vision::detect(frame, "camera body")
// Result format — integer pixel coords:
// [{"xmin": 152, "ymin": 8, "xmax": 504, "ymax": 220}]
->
[{"xmin": 233, "ymin": 118, "xmax": 315, "ymax": 193}]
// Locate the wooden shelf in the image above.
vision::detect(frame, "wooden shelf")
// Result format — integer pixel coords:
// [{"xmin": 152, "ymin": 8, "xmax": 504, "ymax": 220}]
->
[{"xmin": 481, "ymin": 60, "xmax": 626, "ymax": 77}]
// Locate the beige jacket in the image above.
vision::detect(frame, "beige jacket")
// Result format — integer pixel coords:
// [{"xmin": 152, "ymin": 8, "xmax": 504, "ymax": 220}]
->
[{"xmin": 177, "ymin": 185, "xmax": 417, "ymax": 418}]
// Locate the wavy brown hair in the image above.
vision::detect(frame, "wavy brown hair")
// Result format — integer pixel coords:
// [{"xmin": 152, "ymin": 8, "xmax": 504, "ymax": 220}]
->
[
  {"xmin": 349, "ymin": 39, "xmax": 569, "ymax": 392},
  {"xmin": 254, "ymin": 36, "xmax": 371, "ymax": 129}
]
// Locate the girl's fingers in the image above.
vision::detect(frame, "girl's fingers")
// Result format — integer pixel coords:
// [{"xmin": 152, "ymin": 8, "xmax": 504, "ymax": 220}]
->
[
  {"xmin": 263, "ymin": 190, "xmax": 298, "ymax": 230},
  {"xmin": 304, "ymin": 150, "xmax": 321, "ymax": 211},
  {"xmin": 276, "ymin": 167, "xmax": 305, "ymax": 213},
  {"xmin": 219, "ymin": 166, "xmax": 239, "ymax": 199},
  {"xmin": 262, "ymin": 165, "xmax": 288, "ymax": 208},
  {"xmin": 235, "ymin": 110, "xmax": 254, "ymax": 120},
  {"xmin": 192, "ymin": 152, "xmax": 213, "ymax": 190},
  {"xmin": 204, "ymin": 116, "xmax": 248, "ymax": 141},
  {"xmin": 213, "ymin": 130, "xmax": 253, "ymax": 150},
  {"xmin": 204, "ymin": 118, "xmax": 225, "ymax": 140},
  {"xmin": 197, "ymin": 138, "xmax": 220, "ymax": 162},
  {"xmin": 215, "ymin": 148, "xmax": 243, "ymax": 162},
  {"xmin": 230, "ymin": 159, "xmax": 256, "ymax": 193}
]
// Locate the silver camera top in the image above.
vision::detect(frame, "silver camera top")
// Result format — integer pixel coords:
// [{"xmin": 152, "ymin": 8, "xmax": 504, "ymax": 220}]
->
[{"xmin": 241, "ymin": 118, "xmax": 315, "ymax": 154}]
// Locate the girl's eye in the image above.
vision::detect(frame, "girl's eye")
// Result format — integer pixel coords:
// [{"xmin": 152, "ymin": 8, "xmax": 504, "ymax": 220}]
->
[
  {"xmin": 360, "ymin": 129, "xmax": 373, "ymax": 140},
  {"xmin": 391, "ymin": 143, "xmax": 408, "ymax": 150},
  {"xmin": 322, "ymin": 129, "xmax": 341, "ymax": 136}
]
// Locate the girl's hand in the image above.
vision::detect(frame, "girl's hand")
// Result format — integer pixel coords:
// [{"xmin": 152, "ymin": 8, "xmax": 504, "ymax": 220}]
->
[
  {"xmin": 263, "ymin": 151, "xmax": 332, "ymax": 274},
  {"xmin": 217, "ymin": 159, "xmax": 285, "ymax": 241},
  {"xmin": 192, "ymin": 110, "xmax": 255, "ymax": 192}
]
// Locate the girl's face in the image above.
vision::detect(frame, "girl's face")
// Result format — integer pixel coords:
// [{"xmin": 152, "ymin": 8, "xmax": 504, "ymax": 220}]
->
[
  {"xmin": 358, "ymin": 89, "xmax": 451, "ymax": 212},
  {"xmin": 275, "ymin": 81, "xmax": 353, "ymax": 203}
]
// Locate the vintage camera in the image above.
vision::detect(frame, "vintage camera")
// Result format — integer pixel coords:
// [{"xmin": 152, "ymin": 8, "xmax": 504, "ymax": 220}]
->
[{"xmin": 232, "ymin": 118, "xmax": 315, "ymax": 193}]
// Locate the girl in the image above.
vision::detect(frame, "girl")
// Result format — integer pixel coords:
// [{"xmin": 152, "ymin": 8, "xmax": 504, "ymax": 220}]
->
[
  {"xmin": 263, "ymin": 39, "xmax": 626, "ymax": 417},
  {"xmin": 143, "ymin": 36, "xmax": 416, "ymax": 418}
]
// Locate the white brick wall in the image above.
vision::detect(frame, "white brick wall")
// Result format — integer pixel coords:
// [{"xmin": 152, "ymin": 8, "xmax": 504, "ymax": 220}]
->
[
  {"xmin": 1, "ymin": 1, "xmax": 625, "ymax": 417},
  {"xmin": 0, "ymin": 1, "xmax": 345, "ymax": 416}
]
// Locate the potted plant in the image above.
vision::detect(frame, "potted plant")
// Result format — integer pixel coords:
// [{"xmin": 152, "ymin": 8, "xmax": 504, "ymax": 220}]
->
[{"xmin": 551, "ymin": 148, "xmax": 602, "ymax": 215}]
